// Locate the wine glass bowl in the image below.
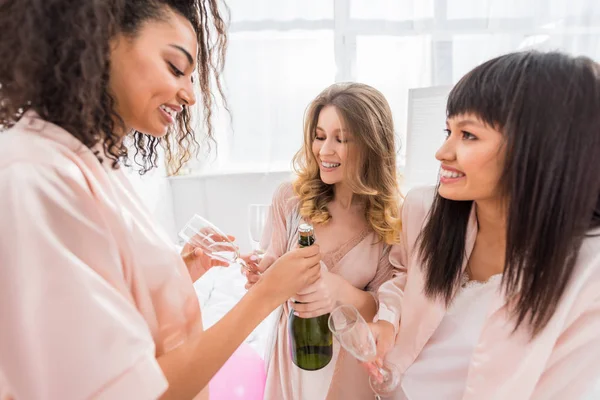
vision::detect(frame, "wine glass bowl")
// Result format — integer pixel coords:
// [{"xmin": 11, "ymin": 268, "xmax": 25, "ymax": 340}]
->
[
  {"xmin": 247, "ymin": 204, "xmax": 271, "ymax": 259},
  {"xmin": 328, "ymin": 304, "xmax": 400, "ymax": 398},
  {"xmin": 179, "ymin": 214, "xmax": 258, "ymax": 274},
  {"xmin": 328, "ymin": 304, "xmax": 377, "ymax": 361}
]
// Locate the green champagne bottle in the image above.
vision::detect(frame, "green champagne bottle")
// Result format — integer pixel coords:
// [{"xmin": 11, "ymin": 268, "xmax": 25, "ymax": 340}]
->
[{"xmin": 288, "ymin": 223, "xmax": 333, "ymax": 370}]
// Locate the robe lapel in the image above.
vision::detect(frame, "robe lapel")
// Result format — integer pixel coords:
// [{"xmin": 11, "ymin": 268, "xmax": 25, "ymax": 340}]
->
[{"xmin": 391, "ymin": 203, "xmax": 479, "ymax": 373}]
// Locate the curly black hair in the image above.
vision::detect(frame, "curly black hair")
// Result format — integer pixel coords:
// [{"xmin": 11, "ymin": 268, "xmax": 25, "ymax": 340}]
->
[{"xmin": 0, "ymin": 0, "xmax": 229, "ymax": 174}]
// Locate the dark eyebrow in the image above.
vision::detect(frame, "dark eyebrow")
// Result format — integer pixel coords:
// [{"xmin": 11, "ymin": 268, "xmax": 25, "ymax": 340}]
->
[
  {"xmin": 446, "ymin": 119, "xmax": 485, "ymax": 129},
  {"xmin": 456, "ymin": 119, "xmax": 485, "ymax": 128},
  {"xmin": 169, "ymin": 44, "xmax": 194, "ymax": 66}
]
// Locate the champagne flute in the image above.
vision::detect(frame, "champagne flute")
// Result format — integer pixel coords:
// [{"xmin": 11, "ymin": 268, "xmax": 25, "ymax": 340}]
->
[
  {"xmin": 179, "ymin": 214, "xmax": 259, "ymax": 274},
  {"xmin": 247, "ymin": 204, "xmax": 271, "ymax": 261},
  {"xmin": 328, "ymin": 304, "xmax": 400, "ymax": 399}
]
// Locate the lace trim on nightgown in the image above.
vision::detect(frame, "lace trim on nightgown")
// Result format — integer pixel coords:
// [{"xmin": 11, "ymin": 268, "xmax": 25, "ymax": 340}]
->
[
  {"xmin": 290, "ymin": 200, "xmax": 373, "ymax": 271},
  {"xmin": 321, "ymin": 227, "xmax": 372, "ymax": 272},
  {"xmin": 460, "ymin": 272, "xmax": 503, "ymax": 289}
]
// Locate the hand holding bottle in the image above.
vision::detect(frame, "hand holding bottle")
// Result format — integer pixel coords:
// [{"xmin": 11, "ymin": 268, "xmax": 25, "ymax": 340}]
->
[
  {"xmin": 252, "ymin": 245, "xmax": 322, "ymax": 306},
  {"xmin": 288, "ymin": 223, "xmax": 333, "ymax": 371},
  {"xmin": 289, "ymin": 264, "xmax": 341, "ymax": 318}
]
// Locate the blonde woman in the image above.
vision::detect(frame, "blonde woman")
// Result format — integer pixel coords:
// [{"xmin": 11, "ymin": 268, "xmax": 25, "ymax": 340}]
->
[{"xmin": 244, "ymin": 83, "xmax": 403, "ymax": 400}]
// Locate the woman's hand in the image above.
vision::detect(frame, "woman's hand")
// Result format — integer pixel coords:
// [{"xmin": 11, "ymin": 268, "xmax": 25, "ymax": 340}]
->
[
  {"xmin": 364, "ymin": 320, "xmax": 396, "ymax": 382},
  {"xmin": 289, "ymin": 265, "xmax": 341, "ymax": 318},
  {"xmin": 241, "ymin": 252, "xmax": 279, "ymax": 290},
  {"xmin": 181, "ymin": 234, "xmax": 235, "ymax": 283},
  {"xmin": 240, "ymin": 253, "xmax": 265, "ymax": 289},
  {"xmin": 252, "ymin": 245, "xmax": 322, "ymax": 306}
]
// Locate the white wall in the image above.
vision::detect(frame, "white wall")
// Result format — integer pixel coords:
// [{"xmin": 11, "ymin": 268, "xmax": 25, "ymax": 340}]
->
[
  {"xmin": 124, "ymin": 85, "xmax": 450, "ymax": 250},
  {"xmin": 124, "ymin": 155, "xmax": 178, "ymax": 241},
  {"xmin": 169, "ymin": 171, "xmax": 293, "ymax": 252},
  {"xmin": 403, "ymin": 85, "xmax": 452, "ymax": 192}
]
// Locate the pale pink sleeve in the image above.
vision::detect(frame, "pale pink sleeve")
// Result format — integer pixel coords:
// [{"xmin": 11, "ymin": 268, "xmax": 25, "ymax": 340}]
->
[
  {"xmin": 261, "ymin": 182, "xmax": 297, "ymax": 269},
  {"xmin": 0, "ymin": 163, "xmax": 167, "ymax": 400},
  {"xmin": 374, "ymin": 248, "xmax": 407, "ymax": 334},
  {"xmin": 365, "ymin": 245, "xmax": 395, "ymax": 294},
  {"xmin": 375, "ymin": 194, "xmax": 411, "ymax": 334},
  {"xmin": 532, "ymin": 291, "xmax": 600, "ymax": 399}
]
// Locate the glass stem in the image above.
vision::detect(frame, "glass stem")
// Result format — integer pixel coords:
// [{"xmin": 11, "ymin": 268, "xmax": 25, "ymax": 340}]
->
[
  {"xmin": 238, "ymin": 257, "xmax": 261, "ymax": 275},
  {"xmin": 377, "ymin": 366, "xmax": 390, "ymax": 381}
]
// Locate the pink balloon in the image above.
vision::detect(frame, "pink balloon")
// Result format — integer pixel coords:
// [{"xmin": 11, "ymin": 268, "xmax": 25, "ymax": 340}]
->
[{"xmin": 209, "ymin": 343, "xmax": 266, "ymax": 400}]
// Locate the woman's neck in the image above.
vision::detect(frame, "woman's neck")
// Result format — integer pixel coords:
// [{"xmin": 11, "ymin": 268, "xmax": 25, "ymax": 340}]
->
[
  {"xmin": 469, "ymin": 197, "xmax": 507, "ymax": 279},
  {"xmin": 333, "ymin": 182, "xmax": 359, "ymax": 210},
  {"xmin": 474, "ymin": 197, "xmax": 507, "ymax": 243}
]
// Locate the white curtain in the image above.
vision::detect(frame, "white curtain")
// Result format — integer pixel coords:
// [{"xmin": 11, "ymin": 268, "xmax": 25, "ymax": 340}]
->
[{"xmin": 183, "ymin": 0, "xmax": 600, "ymax": 175}]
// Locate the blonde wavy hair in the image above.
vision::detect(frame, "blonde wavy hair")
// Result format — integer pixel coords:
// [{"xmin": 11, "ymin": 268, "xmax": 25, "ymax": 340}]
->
[{"xmin": 292, "ymin": 83, "xmax": 402, "ymax": 245}]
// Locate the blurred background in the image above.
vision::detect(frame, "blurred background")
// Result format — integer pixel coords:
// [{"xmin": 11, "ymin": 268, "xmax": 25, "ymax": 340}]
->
[
  {"xmin": 120, "ymin": 0, "xmax": 600, "ymax": 367},
  {"xmin": 127, "ymin": 0, "xmax": 600, "ymax": 251}
]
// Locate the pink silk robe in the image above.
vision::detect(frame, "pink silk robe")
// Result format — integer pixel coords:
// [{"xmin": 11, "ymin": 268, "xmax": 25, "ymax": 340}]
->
[
  {"xmin": 263, "ymin": 182, "xmax": 397, "ymax": 400},
  {"xmin": 377, "ymin": 186, "xmax": 600, "ymax": 399},
  {"xmin": 0, "ymin": 112, "xmax": 205, "ymax": 399}
]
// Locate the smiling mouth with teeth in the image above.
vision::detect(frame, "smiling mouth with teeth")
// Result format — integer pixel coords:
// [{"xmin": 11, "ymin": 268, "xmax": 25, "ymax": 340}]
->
[
  {"xmin": 321, "ymin": 161, "xmax": 341, "ymax": 169},
  {"xmin": 160, "ymin": 105, "xmax": 178, "ymax": 120},
  {"xmin": 440, "ymin": 168, "xmax": 465, "ymax": 179}
]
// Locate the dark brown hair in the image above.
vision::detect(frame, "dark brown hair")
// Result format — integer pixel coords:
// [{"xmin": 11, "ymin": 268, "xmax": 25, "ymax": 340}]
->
[
  {"xmin": 418, "ymin": 51, "xmax": 600, "ymax": 336},
  {"xmin": 0, "ymin": 0, "xmax": 228, "ymax": 173}
]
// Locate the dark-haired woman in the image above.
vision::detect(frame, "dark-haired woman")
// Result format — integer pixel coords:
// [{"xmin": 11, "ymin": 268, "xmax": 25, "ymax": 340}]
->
[
  {"xmin": 371, "ymin": 51, "xmax": 600, "ymax": 399},
  {"xmin": 0, "ymin": 1, "xmax": 321, "ymax": 399}
]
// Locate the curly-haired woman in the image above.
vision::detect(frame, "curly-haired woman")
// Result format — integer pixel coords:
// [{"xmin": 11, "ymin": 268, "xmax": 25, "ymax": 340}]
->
[
  {"xmin": 244, "ymin": 82, "xmax": 403, "ymax": 400},
  {"xmin": 0, "ymin": 1, "xmax": 321, "ymax": 399}
]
